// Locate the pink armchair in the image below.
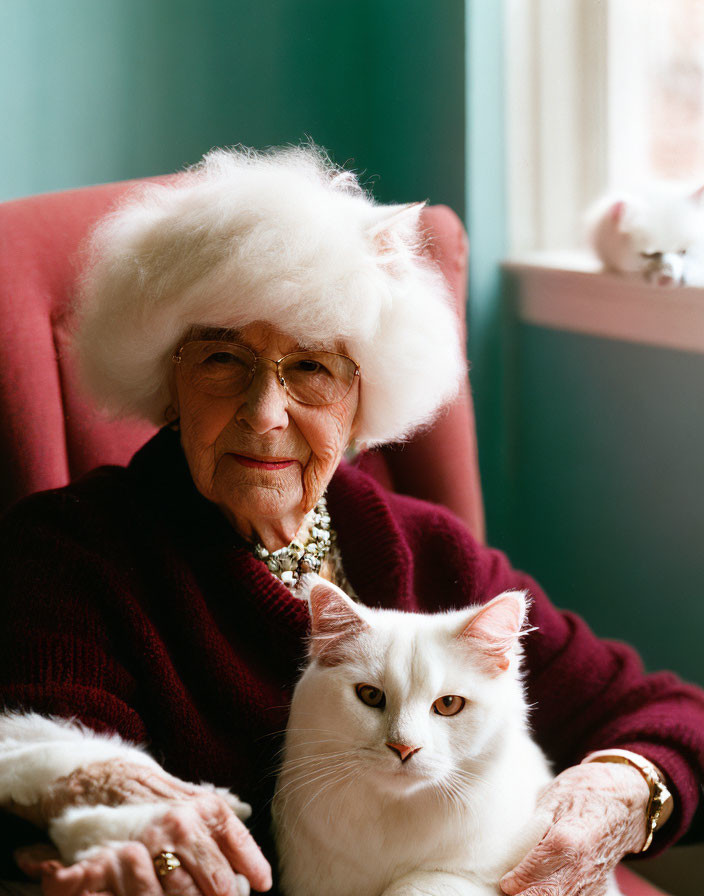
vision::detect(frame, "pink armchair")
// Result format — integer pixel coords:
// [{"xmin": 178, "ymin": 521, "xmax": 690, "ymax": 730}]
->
[
  {"xmin": 0, "ymin": 181, "xmax": 669, "ymax": 896},
  {"xmin": 0, "ymin": 182, "xmax": 484, "ymax": 537}
]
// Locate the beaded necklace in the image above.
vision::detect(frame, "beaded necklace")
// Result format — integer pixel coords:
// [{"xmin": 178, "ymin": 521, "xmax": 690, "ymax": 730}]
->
[{"xmin": 253, "ymin": 496, "xmax": 333, "ymax": 590}]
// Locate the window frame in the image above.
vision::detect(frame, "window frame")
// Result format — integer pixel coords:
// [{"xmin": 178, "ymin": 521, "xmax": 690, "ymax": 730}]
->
[
  {"xmin": 504, "ymin": 0, "xmax": 608, "ymax": 255},
  {"xmin": 503, "ymin": 0, "xmax": 704, "ymax": 355}
]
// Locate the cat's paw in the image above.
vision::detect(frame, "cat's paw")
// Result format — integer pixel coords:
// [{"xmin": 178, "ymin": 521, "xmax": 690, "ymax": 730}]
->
[
  {"xmin": 199, "ymin": 782, "xmax": 252, "ymax": 820},
  {"xmin": 382, "ymin": 871, "xmax": 494, "ymax": 896},
  {"xmin": 233, "ymin": 872, "xmax": 251, "ymax": 896}
]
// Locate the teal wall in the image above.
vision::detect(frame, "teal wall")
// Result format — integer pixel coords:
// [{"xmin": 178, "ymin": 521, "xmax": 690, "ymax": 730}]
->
[
  {"xmin": 0, "ymin": 0, "xmax": 465, "ymax": 208},
  {"xmin": 505, "ymin": 325, "xmax": 704, "ymax": 687}
]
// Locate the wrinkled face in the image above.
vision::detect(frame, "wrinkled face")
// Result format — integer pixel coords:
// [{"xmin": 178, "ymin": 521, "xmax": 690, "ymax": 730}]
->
[{"xmin": 171, "ymin": 321, "xmax": 360, "ymax": 547}]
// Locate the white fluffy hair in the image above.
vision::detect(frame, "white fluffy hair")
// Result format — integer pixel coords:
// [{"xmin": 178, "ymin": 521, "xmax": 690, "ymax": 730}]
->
[{"xmin": 74, "ymin": 144, "xmax": 466, "ymax": 446}]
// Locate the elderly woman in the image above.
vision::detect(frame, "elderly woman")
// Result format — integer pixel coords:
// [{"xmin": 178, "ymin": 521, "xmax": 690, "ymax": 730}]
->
[{"xmin": 0, "ymin": 147, "xmax": 702, "ymax": 896}]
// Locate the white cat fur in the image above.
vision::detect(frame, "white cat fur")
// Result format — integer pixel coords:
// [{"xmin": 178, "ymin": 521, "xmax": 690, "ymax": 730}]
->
[
  {"xmin": 273, "ymin": 580, "xmax": 622, "ymax": 896},
  {"xmin": 587, "ymin": 182, "xmax": 704, "ymax": 286},
  {"xmin": 0, "ymin": 712, "xmax": 250, "ymax": 863}
]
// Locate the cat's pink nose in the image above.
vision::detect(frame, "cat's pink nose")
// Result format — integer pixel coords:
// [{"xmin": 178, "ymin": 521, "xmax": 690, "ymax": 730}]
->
[{"xmin": 385, "ymin": 742, "xmax": 421, "ymax": 763}]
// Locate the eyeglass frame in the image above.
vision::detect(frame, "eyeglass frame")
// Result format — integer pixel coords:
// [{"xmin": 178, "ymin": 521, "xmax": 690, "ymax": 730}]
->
[{"xmin": 171, "ymin": 339, "xmax": 361, "ymax": 407}]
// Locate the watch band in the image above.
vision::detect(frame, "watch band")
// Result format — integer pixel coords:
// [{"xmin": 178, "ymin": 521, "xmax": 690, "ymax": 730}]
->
[{"xmin": 582, "ymin": 748, "xmax": 673, "ymax": 852}]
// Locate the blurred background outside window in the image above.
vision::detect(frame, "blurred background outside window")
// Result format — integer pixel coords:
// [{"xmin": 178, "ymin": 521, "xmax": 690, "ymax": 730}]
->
[
  {"xmin": 507, "ymin": 0, "xmax": 704, "ymax": 254},
  {"xmin": 610, "ymin": 0, "xmax": 704, "ymax": 189}
]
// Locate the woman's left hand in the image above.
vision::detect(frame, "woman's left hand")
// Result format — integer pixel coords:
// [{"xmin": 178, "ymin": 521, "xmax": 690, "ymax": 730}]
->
[{"xmin": 500, "ymin": 762, "xmax": 650, "ymax": 896}]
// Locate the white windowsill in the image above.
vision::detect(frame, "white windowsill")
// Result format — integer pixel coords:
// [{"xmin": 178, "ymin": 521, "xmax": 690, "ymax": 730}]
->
[{"xmin": 503, "ymin": 252, "xmax": 704, "ymax": 355}]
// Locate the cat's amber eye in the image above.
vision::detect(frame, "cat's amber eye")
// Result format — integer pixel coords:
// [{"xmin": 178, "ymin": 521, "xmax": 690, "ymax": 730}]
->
[
  {"xmin": 355, "ymin": 684, "xmax": 386, "ymax": 709},
  {"xmin": 432, "ymin": 695, "xmax": 466, "ymax": 717}
]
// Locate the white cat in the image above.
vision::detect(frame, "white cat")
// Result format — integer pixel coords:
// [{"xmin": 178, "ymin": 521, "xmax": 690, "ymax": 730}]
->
[
  {"xmin": 273, "ymin": 579, "xmax": 622, "ymax": 896},
  {"xmin": 587, "ymin": 183, "xmax": 704, "ymax": 286}
]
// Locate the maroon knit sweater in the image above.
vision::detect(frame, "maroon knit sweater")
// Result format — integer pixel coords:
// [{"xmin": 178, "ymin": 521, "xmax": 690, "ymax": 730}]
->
[{"xmin": 1, "ymin": 427, "xmax": 702, "ymax": 872}]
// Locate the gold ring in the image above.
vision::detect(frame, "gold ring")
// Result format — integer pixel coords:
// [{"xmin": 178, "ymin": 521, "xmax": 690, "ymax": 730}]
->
[{"xmin": 153, "ymin": 851, "xmax": 182, "ymax": 878}]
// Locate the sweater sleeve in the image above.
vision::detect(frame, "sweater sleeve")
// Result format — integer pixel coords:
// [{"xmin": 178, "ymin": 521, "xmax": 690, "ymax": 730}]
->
[
  {"xmin": 468, "ymin": 535, "xmax": 704, "ymax": 855},
  {"xmin": 0, "ymin": 486, "xmax": 149, "ymax": 742},
  {"xmin": 0, "ymin": 484, "xmax": 168, "ymax": 874}
]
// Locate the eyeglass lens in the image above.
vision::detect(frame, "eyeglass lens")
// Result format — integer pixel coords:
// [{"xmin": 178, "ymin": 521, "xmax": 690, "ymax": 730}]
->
[{"xmin": 177, "ymin": 341, "xmax": 357, "ymax": 406}]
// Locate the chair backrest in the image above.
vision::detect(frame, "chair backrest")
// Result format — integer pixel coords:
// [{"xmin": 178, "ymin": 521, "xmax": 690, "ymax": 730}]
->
[{"xmin": 0, "ymin": 180, "xmax": 484, "ymax": 542}]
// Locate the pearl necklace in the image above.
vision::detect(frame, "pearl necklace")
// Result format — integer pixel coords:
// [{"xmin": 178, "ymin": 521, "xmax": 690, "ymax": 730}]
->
[{"xmin": 253, "ymin": 497, "xmax": 333, "ymax": 589}]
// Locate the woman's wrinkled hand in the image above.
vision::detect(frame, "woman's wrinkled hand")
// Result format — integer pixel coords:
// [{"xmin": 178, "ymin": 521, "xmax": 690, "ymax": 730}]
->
[
  {"xmin": 39, "ymin": 758, "xmax": 251, "ymax": 824},
  {"xmin": 500, "ymin": 762, "xmax": 650, "ymax": 896},
  {"xmin": 16, "ymin": 766, "xmax": 272, "ymax": 896}
]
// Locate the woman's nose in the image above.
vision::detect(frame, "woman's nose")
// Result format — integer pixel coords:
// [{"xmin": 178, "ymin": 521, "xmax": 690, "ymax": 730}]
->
[{"xmin": 235, "ymin": 364, "xmax": 289, "ymax": 434}]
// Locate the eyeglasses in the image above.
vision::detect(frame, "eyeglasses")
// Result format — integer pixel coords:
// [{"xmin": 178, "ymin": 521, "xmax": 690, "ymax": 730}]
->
[{"xmin": 172, "ymin": 340, "xmax": 360, "ymax": 406}]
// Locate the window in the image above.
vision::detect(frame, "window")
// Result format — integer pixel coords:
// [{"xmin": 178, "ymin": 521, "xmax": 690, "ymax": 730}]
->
[
  {"xmin": 609, "ymin": 0, "xmax": 704, "ymax": 188},
  {"xmin": 506, "ymin": 0, "xmax": 704, "ymax": 255}
]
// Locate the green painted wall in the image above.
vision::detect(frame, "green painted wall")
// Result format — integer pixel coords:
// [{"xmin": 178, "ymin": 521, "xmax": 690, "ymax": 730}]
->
[
  {"xmin": 505, "ymin": 325, "xmax": 704, "ymax": 687},
  {"xmin": 0, "ymin": 0, "xmax": 464, "ymax": 209}
]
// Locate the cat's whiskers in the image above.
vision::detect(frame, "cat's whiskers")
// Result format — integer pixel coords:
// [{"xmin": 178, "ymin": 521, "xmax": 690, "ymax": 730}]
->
[
  {"xmin": 274, "ymin": 723, "xmax": 358, "ymax": 738},
  {"xmin": 268, "ymin": 738, "xmax": 353, "ymax": 764},
  {"xmin": 268, "ymin": 726, "xmax": 357, "ymax": 762},
  {"xmin": 274, "ymin": 754, "xmax": 363, "ymax": 805},
  {"xmin": 433, "ymin": 777, "xmax": 463, "ymax": 815},
  {"xmin": 445, "ymin": 769, "xmax": 487, "ymax": 828},
  {"xmin": 451, "ymin": 765, "xmax": 493, "ymax": 789},
  {"xmin": 331, "ymin": 765, "xmax": 362, "ymax": 827},
  {"xmin": 274, "ymin": 768, "xmax": 347, "ymax": 815},
  {"xmin": 275, "ymin": 750, "xmax": 361, "ymax": 776},
  {"xmin": 263, "ymin": 749, "xmax": 354, "ymax": 782},
  {"xmin": 281, "ymin": 764, "xmax": 363, "ymax": 849}
]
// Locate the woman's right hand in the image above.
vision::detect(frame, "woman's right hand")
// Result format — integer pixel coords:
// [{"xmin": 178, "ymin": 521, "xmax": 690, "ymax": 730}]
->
[
  {"xmin": 15, "ymin": 760, "xmax": 272, "ymax": 896},
  {"xmin": 19, "ymin": 792, "xmax": 272, "ymax": 896}
]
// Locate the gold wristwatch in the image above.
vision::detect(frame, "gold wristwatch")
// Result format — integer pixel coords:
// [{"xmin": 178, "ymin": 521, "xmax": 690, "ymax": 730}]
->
[{"xmin": 583, "ymin": 748, "xmax": 673, "ymax": 852}]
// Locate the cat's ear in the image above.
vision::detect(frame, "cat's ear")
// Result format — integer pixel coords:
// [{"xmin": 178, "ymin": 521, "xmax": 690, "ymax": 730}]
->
[
  {"xmin": 367, "ymin": 202, "xmax": 426, "ymax": 256},
  {"xmin": 457, "ymin": 590, "xmax": 530, "ymax": 675},
  {"xmin": 609, "ymin": 200, "xmax": 626, "ymax": 227},
  {"xmin": 304, "ymin": 577, "xmax": 370, "ymax": 666},
  {"xmin": 691, "ymin": 185, "xmax": 704, "ymax": 204}
]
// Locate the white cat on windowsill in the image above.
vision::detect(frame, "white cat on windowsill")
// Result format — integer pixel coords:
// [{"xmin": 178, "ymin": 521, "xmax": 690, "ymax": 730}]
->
[
  {"xmin": 272, "ymin": 579, "xmax": 622, "ymax": 896},
  {"xmin": 587, "ymin": 182, "xmax": 704, "ymax": 286}
]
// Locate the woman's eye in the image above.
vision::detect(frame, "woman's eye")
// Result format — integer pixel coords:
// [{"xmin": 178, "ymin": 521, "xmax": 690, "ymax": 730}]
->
[
  {"xmin": 432, "ymin": 695, "xmax": 466, "ymax": 717},
  {"xmin": 295, "ymin": 359, "xmax": 324, "ymax": 374},
  {"xmin": 355, "ymin": 684, "xmax": 386, "ymax": 709},
  {"xmin": 204, "ymin": 351, "xmax": 242, "ymax": 365}
]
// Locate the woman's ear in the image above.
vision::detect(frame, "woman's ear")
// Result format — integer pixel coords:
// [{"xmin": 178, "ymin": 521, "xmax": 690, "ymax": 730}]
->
[
  {"xmin": 347, "ymin": 374, "xmax": 363, "ymax": 444},
  {"xmin": 348, "ymin": 416, "xmax": 361, "ymax": 447},
  {"xmin": 164, "ymin": 367, "xmax": 180, "ymax": 425}
]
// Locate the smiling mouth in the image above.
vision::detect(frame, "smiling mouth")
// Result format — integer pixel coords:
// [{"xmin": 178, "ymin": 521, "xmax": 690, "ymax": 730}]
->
[{"xmin": 230, "ymin": 453, "xmax": 297, "ymax": 470}]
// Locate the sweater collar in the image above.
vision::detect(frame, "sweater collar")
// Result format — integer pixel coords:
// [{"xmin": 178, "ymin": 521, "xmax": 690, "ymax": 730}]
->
[{"xmin": 326, "ymin": 461, "xmax": 414, "ymax": 610}]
